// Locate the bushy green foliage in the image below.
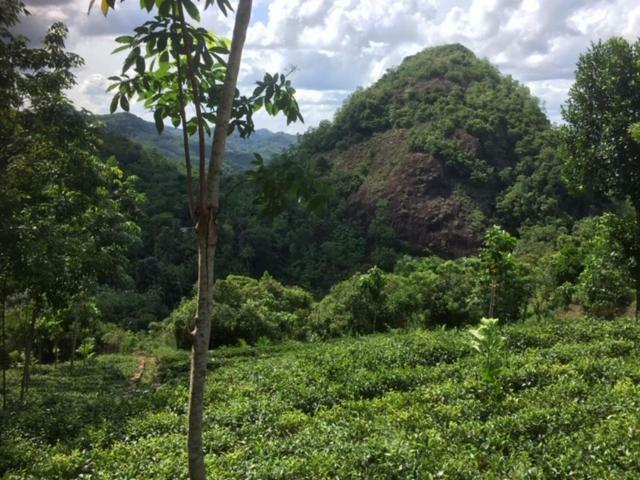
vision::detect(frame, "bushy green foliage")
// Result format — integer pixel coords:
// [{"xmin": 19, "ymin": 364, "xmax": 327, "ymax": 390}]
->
[
  {"xmin": 169, "ymin": 273, "xmax": 314, "ymax": 348},
  {"xmin": 3, "ymin": 317, "xmax": 640, "ymax": 479},
  {"xmin": 396, "ymin": 256, "xmax": 481, "ymax": 326},
  {"xmin": 310, "ymin": 238, "xmax": 526, "ymax": 338},
  {"xmin": 303, "ymin": 219, "xmax": 632, "ymax": 337},
  {"xmin": 576, "ymin": 214, "xmax": 633, "ymax": 318},
  {"xmin": 475, "ymin": 226, "xmax": 528, "ymax": 321},
  {"xmin": 99, "ymin": 322, "xmax": 137, "ymax": 354},
  {"xmin": 515, "ymin": 215, "xmax": 634, "ymax": 320},
  {"xmin": 213, "ymin": 273, "xmax": 314, "ymax": 346},
  {"xmin": 468, "ymin": 317, "xmax": 505, "ymax": 389},
  {"xmin": 309, "ymin": 266, "xmax": 394, "ymax": 337},
  {"xmin": 76, "ymin": 338, "xmax": 96, "ymax": 364}
]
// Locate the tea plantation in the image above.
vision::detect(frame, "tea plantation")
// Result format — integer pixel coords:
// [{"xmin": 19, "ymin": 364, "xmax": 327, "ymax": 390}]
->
[{"xmin": 2, "ymin": 317, "xmax": 640, "ymax": 479}]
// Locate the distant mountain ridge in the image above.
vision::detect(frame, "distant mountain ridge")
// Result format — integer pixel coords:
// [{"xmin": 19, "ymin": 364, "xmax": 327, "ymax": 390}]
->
[{"xmin": 97, "ymin": 112, "xmax": 298, "ymax": 173}]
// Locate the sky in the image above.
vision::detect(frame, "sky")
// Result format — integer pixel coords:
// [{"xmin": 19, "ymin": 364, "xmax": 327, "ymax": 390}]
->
[{"xmin": 15, "ymin": 0, "xmax": 640, "ymax": 134}]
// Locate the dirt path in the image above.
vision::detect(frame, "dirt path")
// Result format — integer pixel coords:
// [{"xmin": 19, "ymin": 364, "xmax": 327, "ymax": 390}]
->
[{"xmin": 129, "ymin": 354, "xmax": 157, "ymax": 386}]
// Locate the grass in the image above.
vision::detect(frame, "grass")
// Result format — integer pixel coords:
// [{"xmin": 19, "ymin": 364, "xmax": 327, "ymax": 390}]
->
[{"xmin": 1, "ymin": 317, "xmax": 640, "ymax": 479}]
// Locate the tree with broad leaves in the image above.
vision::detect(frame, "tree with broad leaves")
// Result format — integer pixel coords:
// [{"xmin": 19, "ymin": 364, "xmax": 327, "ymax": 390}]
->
[
  {"xmin": 1, "ymin": 0, "xmax": 140, "ymax": 403},
  {"xmin": 475, "ymin": 226, "xmax": 528, "ymax": 322},
  {"xmin": 562, "ymin": 37, "xmax": 640, "ymax": 320},
  {"xmin": 92, "ymin": 0, "xmax": 303, "ymax": 477},
  {"xmin": 357, "ymin": 266, "xmax": 386, "ymax": 333}
]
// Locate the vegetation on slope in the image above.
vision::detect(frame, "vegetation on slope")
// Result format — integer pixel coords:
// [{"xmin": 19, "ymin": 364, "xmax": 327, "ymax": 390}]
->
[
  {"xmin": 163, "ymin": 220, "xmax": 633, "ymax": 350},
  {"xmin": 277, "ymin": 44, "xmax": 602, "ymax": 257},
  {"xmin": 2, "ymin": 4, "xmax": 639, "ymax": 477},
  {"xmin": 51, "ymin": 45, "xmax": 612, "ymax": 317},
  {"xmin": 204, "ymin": 44, "xmax": 607, "ymax": 293},
  {"xmin": 2, "ymin": 316, "xmax": 639, "ymax": 478},
  {"xmin": 97, "ymin": 132, "xmax": 196, "ymax": 328}
]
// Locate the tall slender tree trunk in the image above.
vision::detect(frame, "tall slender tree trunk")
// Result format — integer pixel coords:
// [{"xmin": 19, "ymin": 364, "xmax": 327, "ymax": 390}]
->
[
  {"xmin": 187, "ymin": 220, "xmax": 217, "ymax": 479},
  {"xmin": 635, "ymin": 204, "xmax": 640, "ymax": 321},
  {"xmin": 20, "ymin": 303, "xmax": 37, "ymax": 403},
  {"xmin": 489, "ymin": 282, "xmax": 497, "ymax": 318},
  {"xmin": 1, "ymin": 279, "xmax": 6, "ymax": 409},
  {"xmin": 185, "ymin": 2, "xmax": 252, "ymax": 479},
  {"xmin": 70, "ymin": 317, "xmax": 79, "ymax": 374}
]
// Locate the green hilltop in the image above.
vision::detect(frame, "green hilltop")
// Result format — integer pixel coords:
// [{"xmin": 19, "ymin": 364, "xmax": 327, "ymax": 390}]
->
[{"xmin": 287, "ymin": 43, "xmax": 596, "ymax": 257}]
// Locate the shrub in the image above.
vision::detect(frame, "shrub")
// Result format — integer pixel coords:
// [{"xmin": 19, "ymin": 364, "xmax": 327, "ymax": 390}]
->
[
  {"xmin": 308, "ymin": 267, "xmax": 425, "ymax": 338},
  {"xmin": 576, "ymin": 215, "xmax": 633, "ymax": 318},
  {"xmin": 99, "ymin": 322, "xmax": 137, "ymax": 354},
  {"xmin": 76, "ymin": 338, "xmax": 96, "ymax": 364},
  {"xmin": 307, "ymin": 273, "xmax": 370, "ymax": 338},
  {"xmin": 474, "ymin": 226, "xmax": 528, "ymax": 321},
  {"xmin": 468, "ymin": 317, "xmax": 505, "ymax": 390},
  {"xmin": 418, "ymin": 257, "xmax": 482, "ymax": 326},
  {"xmin": 167, "ymin": 272, "xmax": 314, "ymax": 348},
  {"xmin": 213, "ymin": 272, "xmax": 314, "ymax": 346}
]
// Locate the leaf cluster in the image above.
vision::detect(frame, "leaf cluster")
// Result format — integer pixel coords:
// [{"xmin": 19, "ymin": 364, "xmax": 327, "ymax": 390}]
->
[{"xmin": 105, "ymin": 2, "xmax": 302, "ymax": 140}]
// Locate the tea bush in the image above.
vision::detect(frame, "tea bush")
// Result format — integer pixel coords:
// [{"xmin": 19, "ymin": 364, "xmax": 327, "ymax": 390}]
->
[
  {"xmin": 2, "ymin": 316, "xmax": 639, "ymax": 479},
  {"xmin": 168, "ymin": 272, "xmax": 314, "ymax": 348}
]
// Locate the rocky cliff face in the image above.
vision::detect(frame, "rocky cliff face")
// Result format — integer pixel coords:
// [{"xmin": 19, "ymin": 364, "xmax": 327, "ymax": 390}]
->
[{"xmin": 333, "ymin": 129, "xmax": 484, "ymax": 257}]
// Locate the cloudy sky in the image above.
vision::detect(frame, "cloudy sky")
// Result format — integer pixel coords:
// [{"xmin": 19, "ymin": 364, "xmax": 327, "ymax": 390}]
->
[{"xmin": 15, "ymin": 0, "xmax": 640, "ymax": 134}]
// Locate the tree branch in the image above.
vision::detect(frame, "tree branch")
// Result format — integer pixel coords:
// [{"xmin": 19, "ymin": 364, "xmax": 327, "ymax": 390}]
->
[
  {"xmin": 207, "ymin": 0, "xmax": 253, "ymax": 212},
  {"xmin": 220, "ymin": 176, "xmax": 249, "ymax": 207},
  {"xmin": 175, "ymin": 48, "xmax": 196, "ymax": 223},
  {"xmin": 176, "ymin": 1, "xmax": 208, "ymax": 217}
]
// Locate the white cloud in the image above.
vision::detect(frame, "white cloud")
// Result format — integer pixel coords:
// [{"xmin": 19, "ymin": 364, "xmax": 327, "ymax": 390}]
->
[
  {"xmin": 18, "ymin": 0, "xmax": 640, "ymax": 134},
  {"xmin": 79, "ymin": 73, "xmax": 108, "ymax": 95},
  {"xmin": 526, "ymin": 78, "xmax": 574, "ymax": 124}
]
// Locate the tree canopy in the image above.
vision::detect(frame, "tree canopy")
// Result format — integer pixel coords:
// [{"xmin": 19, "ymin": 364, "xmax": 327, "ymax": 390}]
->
[{"xmin": 562, "ymin": 37, "xmax": 640, "ymax": 318}]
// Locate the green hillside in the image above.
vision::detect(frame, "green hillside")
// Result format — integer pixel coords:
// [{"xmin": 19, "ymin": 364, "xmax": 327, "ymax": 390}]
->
[
  {"xmin": 4, "ymin": 1, "xmax": 640, "ymax": 479},
  {"xmin": 98, "ymin": 112, "xmax": 298, "ymax": 173},
  {"xmin": 283, "ymin": 44, "xmax": 597, "ymax": 257},
  {"xmin": 204, "ymin": 45, "xmax": 604, "ymax": 293},
  {"xmin": 3, "ymin": 316, "xmax": 639, "ymax": 478}
]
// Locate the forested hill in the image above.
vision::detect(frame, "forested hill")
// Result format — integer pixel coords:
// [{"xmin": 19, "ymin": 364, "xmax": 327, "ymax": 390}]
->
[
  {"xmin": 133, "ymin": 43, "xmax": 605, "ymax": 294},
  {"xmin": 92, "ymin": 44, "xmax": 606, "ymax": 302},
  {"xmin": 98, "ymin": 112, "xmax": 298, "ymax": 173},
  {"xmin": 282, "ymin": 43, "xmax": 599, "ymax": 258}
]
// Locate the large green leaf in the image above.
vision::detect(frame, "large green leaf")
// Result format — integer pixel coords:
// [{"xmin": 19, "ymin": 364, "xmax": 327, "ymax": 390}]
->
[
  {"xmin": 109, "ymin": 93, "xmax": 120, "ymax": 114},
  {"xmin": 120, "ymin": 95, "xmax": 130, "ymax": 112},
  {"xmin": 153, "ymin": 109, "xmax": 165, "ymax": 134},
  {"xmin": 182, "ymin": 0, "xmax": 200, "ymax": 21}
]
